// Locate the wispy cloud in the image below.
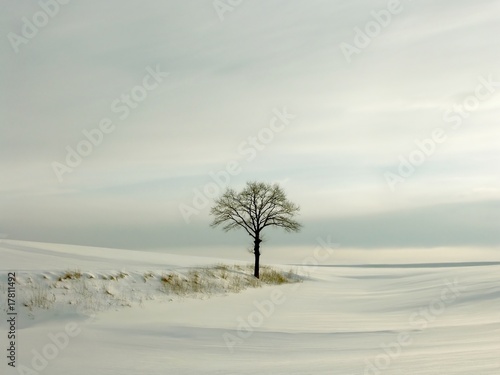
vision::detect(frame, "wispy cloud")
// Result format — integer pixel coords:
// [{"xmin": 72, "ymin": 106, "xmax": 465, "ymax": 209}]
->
[{"xmin": 1, "ymin": 0, "xmax": 499, "ymax": 250}]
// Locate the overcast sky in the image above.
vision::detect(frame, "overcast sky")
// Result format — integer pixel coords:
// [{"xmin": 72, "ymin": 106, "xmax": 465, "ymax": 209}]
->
[{"xmin": 1, "ymin": 0, "xmax": 499, "ymax": 252}]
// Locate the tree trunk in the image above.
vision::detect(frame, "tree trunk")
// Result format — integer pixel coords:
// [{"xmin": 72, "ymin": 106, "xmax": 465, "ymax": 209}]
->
[{"xmin": 253, "ymin": 236, "xmax": 262, "ymax": 278}]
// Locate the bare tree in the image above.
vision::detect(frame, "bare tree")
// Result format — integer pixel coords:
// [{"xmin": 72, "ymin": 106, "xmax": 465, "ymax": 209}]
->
[{"xmin": 210, "ymin": 181, "xmax": 301, "ymax": 278}]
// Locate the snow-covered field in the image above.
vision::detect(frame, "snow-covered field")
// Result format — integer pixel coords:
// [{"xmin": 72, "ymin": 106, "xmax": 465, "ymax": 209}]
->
[{"xmin": 1, "ymin": 240, "xmax": 499, "ymax": 374}]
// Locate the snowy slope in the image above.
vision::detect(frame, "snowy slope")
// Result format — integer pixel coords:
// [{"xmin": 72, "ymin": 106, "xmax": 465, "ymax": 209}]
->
[{"xmin": 1, "ymin": 240, "xmax": 499, "ymax": 374}]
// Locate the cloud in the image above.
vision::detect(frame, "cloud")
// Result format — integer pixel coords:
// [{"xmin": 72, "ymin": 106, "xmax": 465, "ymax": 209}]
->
[{"xmin": 1, "ymin": 0, "xmax": 499, "ymax": 250}]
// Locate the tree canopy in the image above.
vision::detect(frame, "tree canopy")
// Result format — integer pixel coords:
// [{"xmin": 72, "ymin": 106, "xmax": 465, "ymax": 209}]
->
[{"xmin": 210, "ymin": 181, "xmax": 301, "ymax": 278}]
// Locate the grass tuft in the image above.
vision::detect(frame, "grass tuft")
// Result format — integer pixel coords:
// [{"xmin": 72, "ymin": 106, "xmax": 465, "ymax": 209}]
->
[
  {"xmin": 259, "ymin": 266, "xmax": 291, "ymax": 284},
  {"xmin": 160, "ymin": 273, "xmax": 188, "ymax": 294},
  {"xmin": 23, "ymin": 285, "xmax": 55, "ymax": 310},
  {"xmin": 158, "ymin": 264, "xmax": 299, "ymax": 296},
  {"xmin": 58, "ymin": 269, "xmax": 83, "ymax": 282}
]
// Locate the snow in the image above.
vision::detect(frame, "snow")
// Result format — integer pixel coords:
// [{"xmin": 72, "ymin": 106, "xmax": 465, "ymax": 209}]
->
[{"xmin": 1, "ymin": 240, "xmax": 499, "ymax": 374}]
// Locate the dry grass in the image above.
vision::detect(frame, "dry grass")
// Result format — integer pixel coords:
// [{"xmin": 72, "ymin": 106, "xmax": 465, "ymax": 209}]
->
[
  {"xmin": 100, "ymin": 272, "xmax": 128, "ymax": 281},
  {"xmin": 160, "ymin": 273, "xmax": 189, "ymax": 294},
  {"xmin": 13, "ymin": 264, "xmax": 300, "ymax": 317},
  {"xmin": 23, "ymin": 285, "xmax": 56, "ymax": 310},
  {"xmin": 159, "ymin": 264, "xmax": 300, "ymax": 296},
  {"xmin": 57, "ymin": 269, "xmax": 83, "ymax": 282},
  {"xmin": 259, "ymin": 266, "xmax": 291, "ymax": 284}
]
